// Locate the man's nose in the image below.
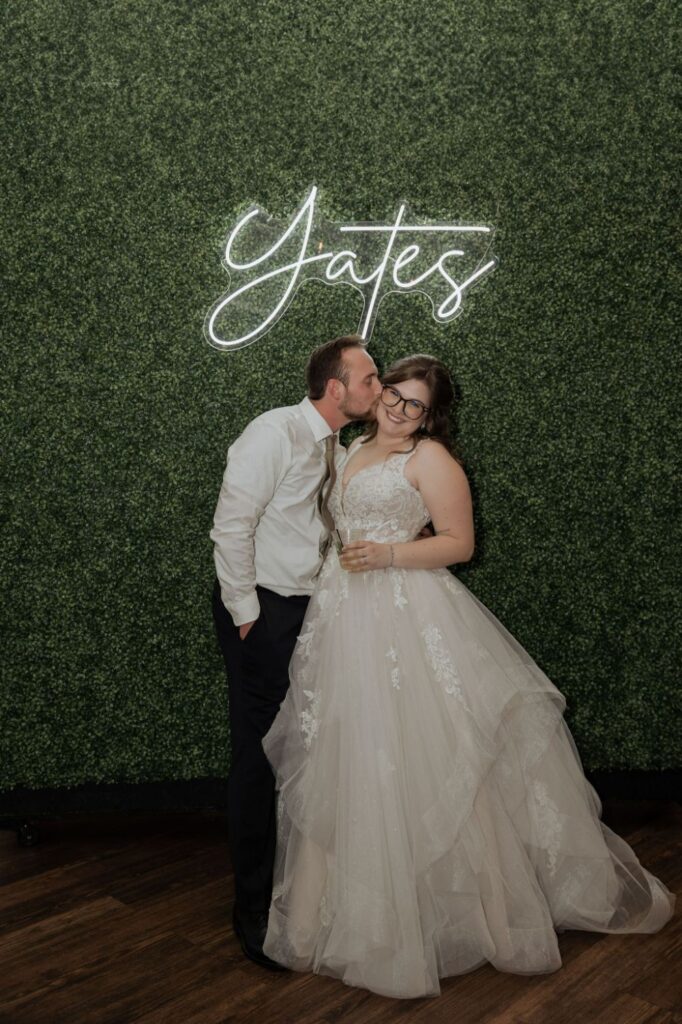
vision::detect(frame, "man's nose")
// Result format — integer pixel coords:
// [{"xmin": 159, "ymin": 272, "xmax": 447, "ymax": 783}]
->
[{"xmin": 373, "ymin": 379, "xmax": 382, "ymax": 395}]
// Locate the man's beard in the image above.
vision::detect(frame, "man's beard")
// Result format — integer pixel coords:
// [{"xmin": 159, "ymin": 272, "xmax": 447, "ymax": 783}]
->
[{"xmin": 340, "ymin": 395, "xmax": 379, "ymax": 422}]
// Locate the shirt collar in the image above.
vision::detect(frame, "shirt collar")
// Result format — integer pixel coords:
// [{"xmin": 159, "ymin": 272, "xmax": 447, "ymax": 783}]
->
[{"xmin": 299, "ymin": 396, "xmax": 338, "ymax": 444}]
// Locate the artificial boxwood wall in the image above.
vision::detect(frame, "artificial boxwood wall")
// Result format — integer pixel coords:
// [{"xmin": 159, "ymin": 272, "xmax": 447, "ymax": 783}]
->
[{"xmin": 1, "ymin": 0, "xmax": 678, "ymax": 789}]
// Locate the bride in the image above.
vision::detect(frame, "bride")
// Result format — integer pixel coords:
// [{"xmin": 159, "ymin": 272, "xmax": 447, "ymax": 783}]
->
[{"xmin": 261, "ymin": 354, "xmax": 675, "ymax": 999}]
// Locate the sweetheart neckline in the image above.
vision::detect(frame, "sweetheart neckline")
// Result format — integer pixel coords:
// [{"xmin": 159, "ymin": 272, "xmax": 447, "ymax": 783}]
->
[
  {"xmin": 337, "ymin": 448, "xmax": 413, "ymax": 491},
  {"xmin": 340, "ymin": 459, "xmax": 383, "ymax": 497},
  {"xmin": 340, "ymin": 441, "xmax": 425, "ymax": 496},
  {"xmin": 339, "ymin": 452, "xmax": 425, "ymax": 514}
]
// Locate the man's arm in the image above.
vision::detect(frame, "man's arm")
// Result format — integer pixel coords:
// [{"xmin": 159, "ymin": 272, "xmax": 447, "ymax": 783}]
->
[{"xmin": 210, "ymin": 419, "xmax": 290, "ymax": 629}]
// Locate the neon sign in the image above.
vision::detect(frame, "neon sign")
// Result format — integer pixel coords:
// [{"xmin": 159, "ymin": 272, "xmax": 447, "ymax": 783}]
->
[{"xmin": 204, "ymin": 186, "xmax": 498, "ymax": 350}]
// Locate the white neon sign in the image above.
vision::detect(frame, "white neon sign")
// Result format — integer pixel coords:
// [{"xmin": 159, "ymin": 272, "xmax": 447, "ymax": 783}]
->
[{"xmin": 204, "ymin": 185, "xmax": 498, "ymax": 350}]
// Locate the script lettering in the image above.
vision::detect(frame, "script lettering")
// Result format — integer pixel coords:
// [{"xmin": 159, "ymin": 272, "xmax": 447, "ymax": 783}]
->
[{"xmin": 204, "ymin": 186, "xmax": 497, "ymax": 350}]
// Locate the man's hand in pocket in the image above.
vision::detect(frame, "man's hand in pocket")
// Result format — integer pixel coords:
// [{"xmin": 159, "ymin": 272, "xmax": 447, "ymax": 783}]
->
[{"xmin": 239, "ymin": 619, "xmax": 257, "ymax": 641}]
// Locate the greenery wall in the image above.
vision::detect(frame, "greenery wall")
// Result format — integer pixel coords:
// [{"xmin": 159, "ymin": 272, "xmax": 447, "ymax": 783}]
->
[{"xmin": 2, "ymin": 0, "xmax": 679, "ymax": 790}]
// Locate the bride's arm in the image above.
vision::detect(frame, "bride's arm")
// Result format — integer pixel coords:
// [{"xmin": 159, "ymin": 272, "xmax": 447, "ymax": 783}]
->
[
  {"xmin": 340, "ymin": 441, "xmax": 475, "ymax": 572},
  {"xmin": 394, "ymin": 441, "xmax": 475, "ymax": 568}
]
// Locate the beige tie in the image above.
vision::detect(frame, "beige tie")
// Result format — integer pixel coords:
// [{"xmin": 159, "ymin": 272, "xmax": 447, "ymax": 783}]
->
[{"xmin": 317, "ymin": 434, "xmax": 338, "ymax": 558}]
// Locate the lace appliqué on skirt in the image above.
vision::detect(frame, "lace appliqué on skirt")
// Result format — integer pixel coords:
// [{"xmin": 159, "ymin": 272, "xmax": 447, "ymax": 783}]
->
[{"xmin": 421, "ymin": 624, "xmax": 464, "ymax": 702}]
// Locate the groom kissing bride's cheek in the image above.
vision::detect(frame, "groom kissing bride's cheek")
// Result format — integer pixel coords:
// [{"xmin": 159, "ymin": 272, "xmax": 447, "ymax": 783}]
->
[
  {"xmin": 210, "ymin": 334, "xmax": 384, "ymax": 971},
  {"xmin": 210, "ymin": 336, "xmax": 675, "ymax": 999}
]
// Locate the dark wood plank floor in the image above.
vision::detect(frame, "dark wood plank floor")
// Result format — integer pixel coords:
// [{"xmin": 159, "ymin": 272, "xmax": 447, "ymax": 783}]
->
[{"xmin": 0, "ymin": 801, "xmax": 679, "ymax": 1024}]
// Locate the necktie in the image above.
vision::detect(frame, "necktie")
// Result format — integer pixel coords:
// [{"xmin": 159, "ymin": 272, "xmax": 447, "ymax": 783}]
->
[{"xmin": 317, "ymin": 434, "xmax": 337, "ymax": 558}]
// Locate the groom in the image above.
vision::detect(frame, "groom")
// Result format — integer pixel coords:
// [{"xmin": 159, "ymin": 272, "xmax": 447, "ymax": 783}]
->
[{"xmin": 211, "ymin": 335, "xmax": 382, "ymax": 970}]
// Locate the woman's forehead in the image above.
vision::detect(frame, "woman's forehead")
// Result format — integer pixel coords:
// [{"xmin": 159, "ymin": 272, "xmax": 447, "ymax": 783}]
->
[{"xmin": 389, "ymin": 378, "xmax": 430, "ymax": 401}]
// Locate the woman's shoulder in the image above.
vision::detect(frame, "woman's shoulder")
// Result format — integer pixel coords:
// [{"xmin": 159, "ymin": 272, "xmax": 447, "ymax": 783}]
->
[
  {"xmin": 410, "ymin": 437, "xmax": 468, "ymax": 478},
  {"xmin": 346, "ymin": 434, "xmax": 370, "ymax": 455},
  {"xmin": 411, "ymin": 437, "xmax": 453, "ymax": 461}
]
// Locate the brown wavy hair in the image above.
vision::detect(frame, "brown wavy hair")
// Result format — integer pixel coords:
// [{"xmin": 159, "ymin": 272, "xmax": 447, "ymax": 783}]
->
[
  {"xmin": 361, "ymin": 354, "xmax": 464, "ymax": 467},
  {"xmin": 306, "ymin": 334, "xmax": 365, "ymax": 399}
]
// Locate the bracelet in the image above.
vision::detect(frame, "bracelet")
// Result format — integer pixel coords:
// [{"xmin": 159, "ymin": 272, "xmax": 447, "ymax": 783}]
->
[{"xmin": 388, "ymin": 544, "xmax": 394, "ymax": 567}]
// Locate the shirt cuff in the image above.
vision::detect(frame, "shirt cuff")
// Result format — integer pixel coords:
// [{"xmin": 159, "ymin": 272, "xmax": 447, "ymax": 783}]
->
[{"xmin": 228, "ymin": 591, "xmax": 261, "ymax": 627}]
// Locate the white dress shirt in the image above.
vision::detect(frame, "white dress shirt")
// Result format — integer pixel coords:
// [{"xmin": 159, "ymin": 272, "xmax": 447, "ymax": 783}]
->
[{"xmin": 210, "ymin": 396, "xmax": 345, "ymax": 626}]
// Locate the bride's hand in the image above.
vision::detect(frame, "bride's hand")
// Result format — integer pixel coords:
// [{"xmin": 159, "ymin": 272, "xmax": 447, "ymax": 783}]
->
[{"xmin": 339, "ymin": 540, "xmax": 392, "ymax": 572}]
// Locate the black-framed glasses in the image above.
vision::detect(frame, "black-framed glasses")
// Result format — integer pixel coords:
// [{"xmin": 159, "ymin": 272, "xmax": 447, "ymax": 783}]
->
[{"xmin": 380, "ymin": 384, "xmax": 430, "ymax": 420}]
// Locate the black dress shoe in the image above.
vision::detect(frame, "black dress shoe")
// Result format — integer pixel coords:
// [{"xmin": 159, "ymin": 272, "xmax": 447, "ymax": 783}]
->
[{"xmin": 232, "ymin": 905, "xmax": 289, "ymax": 972}]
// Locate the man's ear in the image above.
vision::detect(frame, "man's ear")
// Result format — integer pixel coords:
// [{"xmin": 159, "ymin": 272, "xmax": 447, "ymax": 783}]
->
[{"xmin": 326, "ymin": 378, "xmax": 344, "ymax": 402}]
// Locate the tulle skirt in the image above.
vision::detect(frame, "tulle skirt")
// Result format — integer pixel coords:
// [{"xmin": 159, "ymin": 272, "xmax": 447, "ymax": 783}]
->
[{"xmin": 261, "ymin": 557, "xmax": 675, "ymax": 998}]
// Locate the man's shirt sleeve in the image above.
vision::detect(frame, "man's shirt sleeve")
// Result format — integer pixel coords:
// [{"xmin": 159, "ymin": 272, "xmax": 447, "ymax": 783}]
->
[{"xmin": 210, "ymin": 419, "xmax": 290, "ymax": 626}]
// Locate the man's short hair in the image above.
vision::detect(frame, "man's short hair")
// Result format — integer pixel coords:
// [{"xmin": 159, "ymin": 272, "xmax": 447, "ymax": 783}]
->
[{"xmin": 306, "ymin": 335, "xmax": 366, "ymax": 400}]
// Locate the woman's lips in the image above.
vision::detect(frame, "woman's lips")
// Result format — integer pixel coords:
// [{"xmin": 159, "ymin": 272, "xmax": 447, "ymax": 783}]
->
[{"xmin": 386, "ymin": 411, "xmax": 404, "ymax": 423}]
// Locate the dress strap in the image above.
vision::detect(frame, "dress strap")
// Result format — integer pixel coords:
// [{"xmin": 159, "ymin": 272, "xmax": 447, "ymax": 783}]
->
[
  {"xmin": 389, "ymin": 438, "xmax": 428, "ymax": 467},
  {"xmin": 345, "ymin": 437, "xmax": 368, "ymax": 466}
]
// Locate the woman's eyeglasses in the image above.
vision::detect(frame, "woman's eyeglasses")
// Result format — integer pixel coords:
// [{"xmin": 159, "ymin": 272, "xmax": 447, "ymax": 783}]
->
[{"xmin": 380, "ymin": 384, "xmax": 430, "ymax": 420}]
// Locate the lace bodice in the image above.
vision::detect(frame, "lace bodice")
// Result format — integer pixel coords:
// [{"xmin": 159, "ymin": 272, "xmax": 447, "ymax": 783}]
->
[{"xmin": 328, "ymin": 439, "xmax": 431, "ymax": 543}]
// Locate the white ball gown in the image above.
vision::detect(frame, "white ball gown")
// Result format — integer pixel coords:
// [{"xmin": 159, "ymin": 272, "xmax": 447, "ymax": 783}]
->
[{"xmin": 261, "ymin": 441, "xmax": 675, "ymax": 999}]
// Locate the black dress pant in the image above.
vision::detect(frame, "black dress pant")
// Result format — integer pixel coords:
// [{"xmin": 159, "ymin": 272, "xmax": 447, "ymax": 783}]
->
[{"xmin": 212, "ymin": 577, "xmax": 310, "ymax": 914}]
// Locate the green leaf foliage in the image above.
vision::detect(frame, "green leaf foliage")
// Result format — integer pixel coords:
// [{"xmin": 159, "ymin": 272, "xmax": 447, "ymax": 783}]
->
[{"xmin": 1, "ymin": 0, "xmax": 679, "ymax": 787}]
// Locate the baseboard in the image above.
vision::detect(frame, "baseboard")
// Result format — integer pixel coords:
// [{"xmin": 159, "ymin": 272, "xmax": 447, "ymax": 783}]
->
[{"xmin": 0, "ymin": 770, "xmax": 679, "ymax": 821}]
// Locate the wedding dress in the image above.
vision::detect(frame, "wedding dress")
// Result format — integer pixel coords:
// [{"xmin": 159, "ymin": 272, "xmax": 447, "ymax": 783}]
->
[{"xmin": 261, "ymin": 440, "xmax": 675, "ymax": 999}]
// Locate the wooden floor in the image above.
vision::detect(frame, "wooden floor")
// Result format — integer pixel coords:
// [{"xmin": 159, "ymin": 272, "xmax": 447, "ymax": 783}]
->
[{"xmin": 0, "ymin": 801, "xmax": 679, "ymax": 1024}]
